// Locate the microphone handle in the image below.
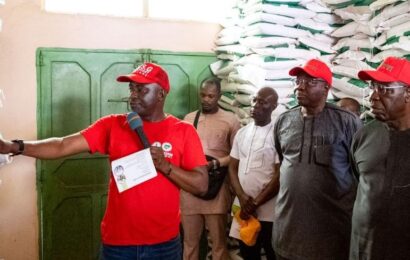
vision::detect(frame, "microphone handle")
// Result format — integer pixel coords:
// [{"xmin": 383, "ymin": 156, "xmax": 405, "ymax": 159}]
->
[{"xmin": 135, "ymin": 127, "xmax": 150, "ymax": 149}]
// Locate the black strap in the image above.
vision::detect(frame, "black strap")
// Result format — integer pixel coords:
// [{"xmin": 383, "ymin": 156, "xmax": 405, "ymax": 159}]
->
[{"xmin": 193, "ymin": 110, "xmax": 201, "ymax": 129}]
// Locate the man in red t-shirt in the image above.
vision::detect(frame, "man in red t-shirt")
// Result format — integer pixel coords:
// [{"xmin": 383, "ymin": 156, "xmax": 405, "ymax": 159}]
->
[{"xmin": 0, "ymin": 63, "xmax": 208, "ymax": 259}]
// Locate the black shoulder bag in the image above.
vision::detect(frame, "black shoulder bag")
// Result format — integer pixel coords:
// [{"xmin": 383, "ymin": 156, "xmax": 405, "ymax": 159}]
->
[{"xmin": 193, "ymin": 111, "xmax": 228, "ymax": 200}]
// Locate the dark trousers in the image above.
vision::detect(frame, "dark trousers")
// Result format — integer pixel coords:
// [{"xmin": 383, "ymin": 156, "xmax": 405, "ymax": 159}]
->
[
  {"xmin": 102, "ymin": 236, "xmax": 181, "ymax": 260},
  {"xmin": 239, "ymin": 221, "xmax": 276, "ymax": 260}
]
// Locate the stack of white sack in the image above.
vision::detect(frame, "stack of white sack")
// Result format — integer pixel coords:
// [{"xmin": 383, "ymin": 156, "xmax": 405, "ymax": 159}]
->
[
  {"xmin": 323, "ymin": 0, "xmax": 410, "ymax": 114},
  {"xmin": 212, "ymin": 0, "xmax": 344, "ymax": 125},
  {"xmin": 325, "ymin": 1, "xmax": 374, "ymax": 108}
]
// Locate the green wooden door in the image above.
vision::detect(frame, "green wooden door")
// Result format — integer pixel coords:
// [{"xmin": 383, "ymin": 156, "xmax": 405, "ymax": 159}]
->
[{"xmin": 36, "ymin": 48, "xmax": 216, "ymax": 260}]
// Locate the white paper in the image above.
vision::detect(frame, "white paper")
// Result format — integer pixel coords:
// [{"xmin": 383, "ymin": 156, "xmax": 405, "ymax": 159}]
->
[
  {"xmin": 111, "ymin": 148, "xmax": 157, "ymax": 193},
  {"xmin": 0, "ymin": 154, "xmax": 12, "ymax": 167}
]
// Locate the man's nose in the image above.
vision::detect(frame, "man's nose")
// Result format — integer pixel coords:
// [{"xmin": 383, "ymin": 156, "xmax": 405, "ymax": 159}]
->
[
  {"xmin": 369, "ymin": 90, "xmax": 380, "ymax": 102},
  {"xmin": 295, "ymin": 81, "xmax": 307, "ymax": 90}
]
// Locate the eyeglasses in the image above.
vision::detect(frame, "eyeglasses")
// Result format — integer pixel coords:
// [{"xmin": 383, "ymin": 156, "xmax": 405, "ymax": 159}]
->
[
  {"xmin": 292, "ymin": 78, "xmax": 327, "ymax": 88},
  {"xmin": 369, "ymin": 82, "xmax": 406, "ymax": 95}
]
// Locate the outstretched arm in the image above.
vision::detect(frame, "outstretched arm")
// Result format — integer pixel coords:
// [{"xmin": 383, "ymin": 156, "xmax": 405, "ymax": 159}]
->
[{"xmin": 0, "ymin": 133, "xmax": 90, "ymax": 159}]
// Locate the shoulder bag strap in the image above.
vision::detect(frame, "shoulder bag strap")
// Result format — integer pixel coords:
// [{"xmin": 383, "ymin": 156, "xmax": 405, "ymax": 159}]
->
[{"xmin": 193, "ymin": 110, "xmax": 201, "ymax": 129}]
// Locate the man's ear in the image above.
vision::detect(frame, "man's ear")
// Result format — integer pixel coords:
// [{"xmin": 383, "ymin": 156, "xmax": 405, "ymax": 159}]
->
[
  {"xmin": 158, "ymin": 89, "xmax": 167, "ymax": 101},
  {"xmin": 404, "ymin": 88, "xmax": 410, "ymax": 103},
  {"xmin": 323, "ymin": 85, "xmax": 330, "ymax": 95}
]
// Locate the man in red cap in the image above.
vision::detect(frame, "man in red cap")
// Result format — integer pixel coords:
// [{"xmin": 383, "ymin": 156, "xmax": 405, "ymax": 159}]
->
[
  {"xmin": 350, "ymin": 57, "xmax": 410, "ymax": 260},
  {"xmin": 0, "ymin": 62, "xmax": 208, "ymax": 259},
  {"xmin": 273, "ymin": 59, "xmax": 362, "ymax": 260}
]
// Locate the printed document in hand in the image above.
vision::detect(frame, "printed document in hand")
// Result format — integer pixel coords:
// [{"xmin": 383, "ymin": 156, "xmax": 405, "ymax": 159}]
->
[{"xmin": 111, "ymin": 148, "xmax": 157, "ymax": 193}]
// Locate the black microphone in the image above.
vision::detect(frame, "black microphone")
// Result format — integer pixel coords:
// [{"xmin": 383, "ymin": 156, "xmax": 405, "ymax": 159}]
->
[{"xmin": 127, "ymin": 112, "xmax": 150, "ymax": 149}]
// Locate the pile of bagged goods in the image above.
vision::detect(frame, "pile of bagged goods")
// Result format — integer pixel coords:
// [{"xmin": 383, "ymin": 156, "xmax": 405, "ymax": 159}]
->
[{"xmin": 211, "ymin": 0, "xmax": 410, "ymax": 124}]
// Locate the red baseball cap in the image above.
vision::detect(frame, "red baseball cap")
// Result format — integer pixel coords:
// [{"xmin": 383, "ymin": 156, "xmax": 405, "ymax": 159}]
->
[
  {"xmin": 289, "ymin": 59, "xmax": 333, "ymax": 86},
  {"xmin": 117, "ymin": 62, "xmax": 170, "ymax": 92},
  {"xmin": 358, "ymin": 57, "xmax": 410, "ymax": 86}
]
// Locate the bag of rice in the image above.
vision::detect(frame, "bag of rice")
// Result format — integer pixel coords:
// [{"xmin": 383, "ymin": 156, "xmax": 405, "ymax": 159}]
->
[
  {"xmin": 252, "ymin": 47, "xmax": 321, "ymax": 60},
  {"xmin": 295, "ymin": 17, "xmax": 335, "ymax": 34},
  {"xmin": 369, "ymin": 49, "xmax": 410, "ymax": 63},
  {"xmin": 298, "ymin": 36, "xmax": 335, "ymax": 54},
  {"xmin": 243, "ymin": 12, "xmax": 297, "ymax": 27},
  {"xmin": 243, "ymin": 23, "xmax": 312, "ymax": 38},
  {"xmin": 245, "ymin": 3, "xmax": 316, "ymax": 19},
  {"xmin": 332, "ymin": 74, "xmax": 370, "ymax": 98},
  {"xmin": 334, "ymin": 5, "xmax": 372, "ymax": 22},
  {"xmin": 370, "ymin": 0, "xmax": 406, "ymax": 11},
  {"xmin": 239, "ymin": 36, "xmax": 297, "ymax": 48},
  {"xmin": 369, "ymin": 1, "xmax": 410, "ymax": 27}
]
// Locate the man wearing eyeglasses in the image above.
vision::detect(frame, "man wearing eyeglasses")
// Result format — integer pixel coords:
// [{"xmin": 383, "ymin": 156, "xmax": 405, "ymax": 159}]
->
[
  {"xmin": 350, "ymin": 57, "xmax": 410, "ymax": 260},
  {"xmin": 273, "ymin": 59, "xmax": 362, "ymax": 260}
]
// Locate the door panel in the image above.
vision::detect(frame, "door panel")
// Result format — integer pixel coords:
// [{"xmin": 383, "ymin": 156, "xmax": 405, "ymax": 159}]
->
[{"xmin": 36, "ymin": 48, "xmax": 215, "ymax": 260}]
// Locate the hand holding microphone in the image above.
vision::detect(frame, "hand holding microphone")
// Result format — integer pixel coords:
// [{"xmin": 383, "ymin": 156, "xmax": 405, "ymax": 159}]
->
[{"xmin": 126, "ymin": 112, "xmax": 171, "ymax": 175}]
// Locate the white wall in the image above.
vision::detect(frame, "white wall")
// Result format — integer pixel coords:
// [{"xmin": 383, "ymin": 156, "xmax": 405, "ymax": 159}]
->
[{"xmin": 0, "ymin": 0, "xmax": 220, "ymax": 259}]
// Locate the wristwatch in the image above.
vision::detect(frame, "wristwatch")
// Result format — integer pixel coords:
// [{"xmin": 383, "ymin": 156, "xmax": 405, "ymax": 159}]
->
[{"xmin": 11, "ymin": 139, "xmax": 24, "ymax": 156}]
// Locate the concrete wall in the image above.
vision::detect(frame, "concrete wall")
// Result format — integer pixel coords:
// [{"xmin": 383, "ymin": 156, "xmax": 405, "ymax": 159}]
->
[{"xmin": 0, "ymin": 1, "xmax": 220, "ymax": 259}]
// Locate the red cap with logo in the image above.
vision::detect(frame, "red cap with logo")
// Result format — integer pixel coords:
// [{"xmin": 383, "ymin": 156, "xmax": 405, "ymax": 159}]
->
[
  {"xmin": 358, "ymin": 57, "xmax": 410, "ymax": 86},
  {"xmin": 117, "ymin": 63, "xmax": 170, "ymax": 92},
  {"xmin": 289, "ymin": 59, "xmax": 333, "ymax": 86}
]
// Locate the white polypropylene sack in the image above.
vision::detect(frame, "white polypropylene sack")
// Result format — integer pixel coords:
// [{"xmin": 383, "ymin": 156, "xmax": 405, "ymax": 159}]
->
[
  {"xmin": 264, "ymin": 80, "xmax": 294, "ymax": 89},
  {"xmin": 331, "ymin": 21, "xmax": 377, "ymax": 37},
  {"xmin": 378, "ymin": 13, "xmax": 410, "ymax": 33},
  {"xmin": 215, "ymin": 35, "xmax": 241, "ymax": 46},
  {"xmin": 335, "ymin": 50, "xmax": 373, "ymax": 61},
  {"xmin": 369, "ymin": 1, "xmax": 410, "ymax": 27},
  {"xmin": 332, "ymin": 65, "xmax": 366, "ymax": 79},
  {"xmin": 322, "ymin": 0, "xmax": 363, "ymax": 8},
  {"xmin": 235, "ymin": 94, "xmax": 252, "ymax": 106},
  {"xmin": 299, "ymin": 36, "xmax": 335, "ymax": 54},
  {"xmin": 386, "ymin": 21, "xmax": 410, "ymax": 42},
  {"xmin": 214, "ymin": 44, "xmax": 251, "ymax": 56},
  {"xmin": 332, "ymin": 59, "xmax": 373, "ymax": 70},
  {"xmin": 217, "ymin": 53, "xmax": 242, "ymax": 61},
  {"xmin": 273, "ymin": 87, "xmax": 294, "ymax": 98},
  {"xmin": 295, "ymin": 18, "xmax": 335, "ymax": 34},
  {"xmin": 234, "ymin": 55, "xmax": 303, "ymax": 70},
  {"xmin": 243, "ymin": 12, "xmax": 297, "ymax": 27},
  {"xmin": 221, "ymin": 93, "xmax": 238, "ymax": 106},
  {"xmin": 218, "ymin": 26, "xmax": 242, "ymax": 38},
  {"xmin": 380, "ymin": 36, "xmax": 410, "ymax": 51},
  {"xmin": 304, "ymin": 1, "xmax": 332, "ymax": 13},
  {"xmin": 245, "ymin": 4, "xmax": 316, "ymax": 19},
  {"xmin": 239, "ymin": 36, "xmax": 297, "ymax": 48},
  {"xmin": 237, "ymin": 83, "xmax": 258, "ymax": 95},
  {"xmin": 332, "ymin": 37, "xmax": 376, "ymax": 51},
  {"xmin": 221, "ymin": 79, "xmax": 240, "ymax": 93},
  {"xmin": 218, "ymin": 100, "xmax": 237, "ymax": 113},
  {"xmin": 369, "ymin": 49, "xmax": 410, "ymax": 63},
  {"xmin": 229, "ymin": 64, "xmax": 266, "ymax": 87},
  {"xmin": 370, "ymin": 0, "xmax": 406, "ymax": 11},
  {"xmin": 334, "ymin": 5, "xmax": 372, "ymax": 22},
  {"xmin": 265, "ymin": 69, "xmax": 293, "ymax": 80},
  {"xmin": 252, "ymin": 47, "xmax": 321, "ymax": 60},
  {"xmin": 333, "ymin": 75, "xmax": 370, "ymax": 97},
  {"xmin": 210, "ymin": 60, "xmax": 235, "ymax": 76},
  {"xmin": 313, "ymin": 13, "xmax": 344, "ymax": 25},
  {"xmin": 243, "ymin": 23, "xmax": 312, "ymax": 38}
]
